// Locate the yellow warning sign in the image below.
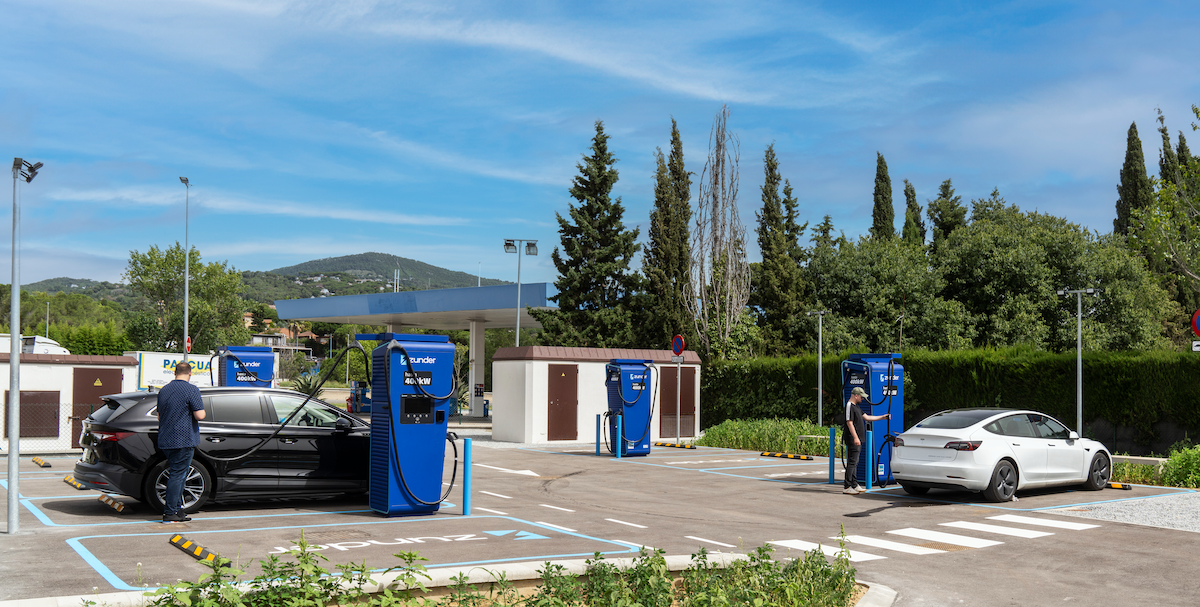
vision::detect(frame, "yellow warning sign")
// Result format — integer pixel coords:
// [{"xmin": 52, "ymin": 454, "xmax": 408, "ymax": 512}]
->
[{"xmin": 94, "ymin": 379, "xmax": 103, "ymax": 386}]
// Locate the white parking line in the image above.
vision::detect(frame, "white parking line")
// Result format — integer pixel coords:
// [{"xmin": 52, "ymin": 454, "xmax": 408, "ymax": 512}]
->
[
  {"xmin": 987, "ymin": 514, "xmax": 1099, "ymax": 530},
  {"xmin": 838, "ymin": 535, "xmax": 946, "ymax": 555},
  {"xmin": 540, "ymin": 504, "xmax": 575, "ymax": 512},
  {"xmin": 941, "ymin": 521, "xmax": 1054, "ymax": 538},
  {"xmin": 887, "ymin": 528, "xmax": 1003, "ymax": 548},
  {"xmin": 537, "ymin": 521, "xmax": 577, "ymax": 532},
  {"xmin": 475, "ymin": 507, "xmax": 508, "ymax": 515},
  {"xmin": 480, "ymin": 491, "xmax": 512, "ymax": 499},
  {"xmin": 769, "ymin": 539, "xmax": 886, "ymax": 562},
  {"xmin": 613, "ymin": 540, "xmax": 657, "ymax": 551},
  {"xmin": 606, "ymin": 518, "xmax": 647, "ymax": 528},
  {"xmin": 686, "ymin": 536, "xmax": 736, "ymax": 548}
]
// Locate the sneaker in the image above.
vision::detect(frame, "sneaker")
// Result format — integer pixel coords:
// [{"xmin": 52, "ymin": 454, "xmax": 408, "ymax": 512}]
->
[
  {"xmin": 855, "ymin": 486, "xmax": 868, "ymax": 494},
  {"xmin": 162, "ymin": 512, "xmax": 192, "ymax": 523},
  {"xmin": 842, "ymin": 487, "xmax": 858, "ymax": 494}
]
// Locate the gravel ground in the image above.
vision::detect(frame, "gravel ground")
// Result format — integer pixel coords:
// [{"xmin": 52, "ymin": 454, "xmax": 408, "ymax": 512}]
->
[{"xmin": 1051, "ymin": 488, "xmax": 1200, "ymax": 533}]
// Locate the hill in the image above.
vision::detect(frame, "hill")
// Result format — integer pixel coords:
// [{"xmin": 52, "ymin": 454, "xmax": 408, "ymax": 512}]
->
[
  {"xmin": 23, "ymin": 277, "xmax": 145, "ymax": 307},
  {"xmin": 269, "ymin": 252, "xmax": 508, "ymax": 290}
]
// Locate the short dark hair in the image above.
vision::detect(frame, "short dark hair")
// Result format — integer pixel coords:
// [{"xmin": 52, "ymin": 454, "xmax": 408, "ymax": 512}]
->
[{"xmin": 175, "ymin": 362, "xmax": 193, "ymax": 376}]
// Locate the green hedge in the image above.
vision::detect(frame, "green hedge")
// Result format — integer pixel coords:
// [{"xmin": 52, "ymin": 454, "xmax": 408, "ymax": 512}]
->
[{"xmin": 700, "ymin": 348, "xmax": 1200, "ymax": 450}]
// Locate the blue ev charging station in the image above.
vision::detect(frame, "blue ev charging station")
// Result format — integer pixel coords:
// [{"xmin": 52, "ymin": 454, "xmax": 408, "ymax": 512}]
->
[
  {"xmin": 365, "ymin": 333, "xmax": 459, "ymax": 516},
  {"xmin": 213, "ymin": 346, "xmax": 276, "ymax": 387},
  {"xmin": 841, "ymin": 353, "xmax": 904, "ymax": 486},
  {"xmin": 604, "ymin": 359, "xmax": 657, "ymax": 457}
]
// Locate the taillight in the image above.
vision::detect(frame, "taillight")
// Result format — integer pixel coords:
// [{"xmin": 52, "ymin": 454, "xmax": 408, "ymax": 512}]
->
[
  {"xmin": 892, "ymin": 437, "xmax": 905, "ymax": 447},
  {"xmin": 944, "ymin": 440, "xmax": 982, "ymax": 451},
  {"xmin": 92, "ymin": 431, "xmax": 134, "ymax": 442}
]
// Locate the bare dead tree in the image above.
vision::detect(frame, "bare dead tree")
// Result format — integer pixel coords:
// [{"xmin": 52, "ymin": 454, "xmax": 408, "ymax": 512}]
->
[{"xmin": 687, "ymin": 105, "xmax": 751, "ymax": 360}]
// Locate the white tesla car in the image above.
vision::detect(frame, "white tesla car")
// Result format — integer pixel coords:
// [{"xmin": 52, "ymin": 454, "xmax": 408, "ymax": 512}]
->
[{"xmin": 890, "ymin": 408, "xmax": 1112, "ymax": 502}]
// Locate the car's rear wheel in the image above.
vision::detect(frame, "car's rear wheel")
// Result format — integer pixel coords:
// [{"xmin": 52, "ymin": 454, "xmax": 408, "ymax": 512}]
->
[
  {"xmin": 143, "ymin": 459, "xmax": 212, "ymax": 514},
  {"xmin": 982, "ymin": 460, "xmax": 1017, "ymax": 502},
  {"xmin": 1083, "ymin": 453, "xmax": 1111, "ymax": 491},
  {"xmin": 900, "ymin": 484, "xmax": 929, "ymax": 496}
]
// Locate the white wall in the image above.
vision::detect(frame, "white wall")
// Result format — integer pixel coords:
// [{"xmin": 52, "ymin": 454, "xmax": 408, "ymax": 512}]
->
[{"xmin": 0, "ymin": 361, "xmax": 137, "ymax": 454}]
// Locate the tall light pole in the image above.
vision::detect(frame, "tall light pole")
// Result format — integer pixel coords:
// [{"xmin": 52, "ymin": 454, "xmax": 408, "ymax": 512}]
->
[
  {"xmin": 806, "ymin": 310, "xmax": 828, "ymax": 426},
  {"xmin": 180, "ymin": 177, "xmax": 190, "ymax": 362},
  {"xmin": 503, "ymin": 239, "xmax": 537, "ymax": 347},
  {"xmin": 1057, "ymin": 287, "xmax": 1096, "ymax": 436},
  {"xmin": 9, "ymin": 157, "xmax": 42, "ymax": 535}
]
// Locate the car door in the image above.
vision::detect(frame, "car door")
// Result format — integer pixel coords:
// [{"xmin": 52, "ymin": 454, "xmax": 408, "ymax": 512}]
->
[
  {"xmin": 198, "ymin": 393, "xmax": 277, "ymax": 493},
  {"xmin": 268, "ymin": 393, "xmax": 368, "ymax": 492},
  {"xmin": 988, "ymin": 414, "xmax": 1046, "ymax": 484},
  {"xmin": 1032, "ymin": 415, "xmax": 1086, "ymax": 482}
]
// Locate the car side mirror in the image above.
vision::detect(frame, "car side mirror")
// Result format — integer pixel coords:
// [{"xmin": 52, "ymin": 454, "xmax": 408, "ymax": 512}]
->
[
  {"xmin": 335, "ymin": 417, "xmax": 352, "ymax": 432},
  {"xmin": 1068, "ymin": 431, "xmax": 1079, "ymax": 441}
]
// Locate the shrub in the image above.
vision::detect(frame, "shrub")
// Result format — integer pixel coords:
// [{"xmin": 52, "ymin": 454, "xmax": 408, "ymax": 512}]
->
[
  {"xmin": 1161, "ymin": 445, "xmax": 1200, "ymax": 488},
  {"xmin": 695, "ymin": 418, "xmax": 842, "ymax": 457}
]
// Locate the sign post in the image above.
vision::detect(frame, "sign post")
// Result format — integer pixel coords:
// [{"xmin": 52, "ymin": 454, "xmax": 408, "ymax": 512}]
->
[{"xmin": 671, "ymin": 335, "xmax": 685, "ymax": 441}]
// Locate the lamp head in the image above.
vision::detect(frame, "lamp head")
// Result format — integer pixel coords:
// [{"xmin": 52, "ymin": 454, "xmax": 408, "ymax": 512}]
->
[
  {"xmin": 180, "ymin": 177, "xmax": 189, "ymax": 186},
  {"xmin": 504, "ymin": 239, "xmax": 517, "ymax": 254},
  {"xmin": 1056, "ymin": 289, "xmax": 1066, "ymax": 297},
  {"xmin": 525, "ymin": 241, "xmax": 538, "ymax": 255},
  {"xmin": 11, "ymin": 158, "xmax": 21, "ymax": 172}
]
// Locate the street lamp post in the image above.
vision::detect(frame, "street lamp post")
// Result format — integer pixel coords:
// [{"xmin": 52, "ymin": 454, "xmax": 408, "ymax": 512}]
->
[
  {"xmin": 503, "ymin": 239, "xmax": 537, "ymax": 347},
  {"xmin": 1057, "ymin": 287, "xmax": 1097, "ymax": 436},
  {"xmin": 806, "ymin": 310, "xmax": 828, "ymax": 426},
  {"xmin": 9, "ymin": 157, "xmax": 42, "ymax": 535},
  {"xmin": 180, "ymin": 177, "xmax": 190, "ymax": 362}
]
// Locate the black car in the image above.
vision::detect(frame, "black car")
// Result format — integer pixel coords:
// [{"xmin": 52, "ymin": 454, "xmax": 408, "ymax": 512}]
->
[{"xmin": 73, "ymin": 387, "xmax": 370, "ymax": 513}]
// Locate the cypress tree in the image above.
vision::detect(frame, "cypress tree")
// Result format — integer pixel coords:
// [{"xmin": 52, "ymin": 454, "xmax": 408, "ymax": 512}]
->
[
  {"xmin": 1179, "ymin": 133, "xmax": 1193, "ymax": 165},
  {"xmin": 751, "ymin": 144, "xmax": 804, "ymax": 354},
  {"xmin": 926, "ymin": 179, "xmax": 967, "ymax": 255},
  {"xmin": 782, "ymin": 179, "xmax": 806, "ymax": 266},
  {"xmin": 1158, "ymin": 110, "xmax": 1180, "ymax": 186},
  {"xmin": 1114, "ymin": 121, "xmax": 1154, "ymax": 236},
  {"xmin": 531, "ymin": 120, "xmax": 642, "ymax": 347},
  {"xmin": 870, "ymin": 152, "xmax": 895, "ymax": 240},
  {"xmin": 900, "ymin": 179, "xmax": 926, "ymax": 245},
  {"xmin": 641, "ymin": 118, "xmax": 694, "ymax": 349}
]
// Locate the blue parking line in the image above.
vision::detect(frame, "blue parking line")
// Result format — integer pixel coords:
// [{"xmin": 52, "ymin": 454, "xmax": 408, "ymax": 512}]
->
[{"xmin": 66, "ymin": 515, "xmax": 638, "ymax": 591}]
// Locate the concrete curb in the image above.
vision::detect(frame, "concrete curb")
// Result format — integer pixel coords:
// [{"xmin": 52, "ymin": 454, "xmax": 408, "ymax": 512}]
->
[
  {"xmin": 856, "ymin": 580, "xmax": 899, "ymax": 607},
  {"xmin": 0, "ymin": 553, "xmax": 750, "ymax": 607}
]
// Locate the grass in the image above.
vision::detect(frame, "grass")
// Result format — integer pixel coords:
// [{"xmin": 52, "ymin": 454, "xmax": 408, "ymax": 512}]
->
[{"xmin": 694, "ymin": 418, "xmax": 845, "ymax": 457}]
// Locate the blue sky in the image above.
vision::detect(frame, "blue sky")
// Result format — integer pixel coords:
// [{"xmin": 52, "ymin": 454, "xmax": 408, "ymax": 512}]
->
[{"xmin": 2, "ymin": 1, "xmax": 1199, "ymax": 286}]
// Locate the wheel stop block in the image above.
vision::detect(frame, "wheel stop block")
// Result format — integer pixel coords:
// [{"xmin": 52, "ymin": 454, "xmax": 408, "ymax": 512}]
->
[
  {"xmin": 1107, "ymin": 482, "xmax": 1134, "ymax": 490},
  {"xmin": 63, "ymin": 476, "xmax": 89, "ymax": 490},
  {"xmin": 98, "ymin": 493, "xmax": 129, "ymax": 513},
  {"xmin": 31, "ymin": 457, "xmax": 51, "ymax": 468},
  {"xmin": 169, "ymin": 534, "xmax": 226, "ymax": 565}
]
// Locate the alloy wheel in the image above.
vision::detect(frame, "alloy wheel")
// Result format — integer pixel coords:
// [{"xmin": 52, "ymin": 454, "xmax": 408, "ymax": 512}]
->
[
  {"xmin": 154, "ymin": 465, "xmax": 206, "ymax": 511},
  {"xmin": 996, "ymin": 464, "xmax": 1016, "ymax": 499}
]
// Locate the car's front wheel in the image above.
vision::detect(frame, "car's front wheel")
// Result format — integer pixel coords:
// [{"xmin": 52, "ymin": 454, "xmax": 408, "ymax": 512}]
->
[
  {"xmin": 143, "ymin": 459, "xmax": 212, "ymax": 514},
  {"xmin": 1083, "ymin": 453, "xmax": 1111, "ymax": 491},
  {"xmin": 982, "ymin": 460, "xmax": 1017, "ymax": 502}
]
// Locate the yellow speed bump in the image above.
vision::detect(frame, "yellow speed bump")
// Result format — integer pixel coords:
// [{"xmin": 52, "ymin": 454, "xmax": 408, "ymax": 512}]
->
[
  {"xmin": 1107, "ymin": 482, "xmax": 1135, "ymax": 490},
  {"xmin": 63, "ymin": 476, "xmax": 89, "ymax": 490},
  {"xmin": 761, "ymin": 452, "xmax": 814, "ymax": 460},
  {"xmin": 98, "ymin": 494, "xmax": 128, "ymax": 513},
  {"xmin": 654, "ymin": 442, "xmax": 696, "ymax": 449},
  {"xmin": 31, "ymin": 457, "xmax": 51, "ymax": 468},
  {"xmin": 169, "ymin": 534, "xmax": 223, "ymax": 564}
]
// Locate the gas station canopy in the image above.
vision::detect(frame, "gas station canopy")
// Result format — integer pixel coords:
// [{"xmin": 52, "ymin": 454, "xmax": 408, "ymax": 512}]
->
[{"xmin": 274, "ymin": 283, "xmax": 557, "ymax": 330}]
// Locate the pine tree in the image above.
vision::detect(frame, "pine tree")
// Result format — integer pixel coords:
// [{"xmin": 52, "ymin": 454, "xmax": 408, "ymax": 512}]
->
[
  {"xmin": 811, "ymin": 215, "xmax": 837, "ymax": 250},
  {"xmin": 530, "ymin": 121, "xmax": 642, "ymax": 347},
  {"xmin": 641, "ymin": 118, "xmax": 694, "ymax": 349},
  {"xmin": 1179, "ymin": 133, "xmax": 1194, "ymax": 165},
  {"xmin": 1114, "ymin": 121, "xmax": 1155, "ymax": 236},
  {"xmin": 751, "ymin": 144, "xmax": 804, "ymax": 353},
  {"xmin": 926, "ymin": 178, "xmax": 967, "ymax": 255},
  {"xmin": 900, "ymin": 179, "xmax": 925, "ymax": 245},
  {"xmin": 870, "ymin": 152, "xmax": 895, "ymax": 240},
  {"xmin": 1158, "ymin": 110, "xmax": 1181, "ymax": 186}
]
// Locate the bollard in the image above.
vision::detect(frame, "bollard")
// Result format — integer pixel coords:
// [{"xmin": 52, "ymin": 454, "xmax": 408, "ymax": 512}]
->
[
  {"xmin": 616, "ymin": 415, "xmax": 623, "ymax": 460},
  {"xmin": 828, "ymin": 426, "xmax": 837, "ymax": 484},
  {"xmin": 865, "ymin": 430, "xmax": 874, "ymax": 491},
  {"xmin": 596, "ymin": 414, "xmax": 602, "ymax": 456},
  {"xmin": 463, "ymin": 438, "xmax": 472, "ymax": 516}
]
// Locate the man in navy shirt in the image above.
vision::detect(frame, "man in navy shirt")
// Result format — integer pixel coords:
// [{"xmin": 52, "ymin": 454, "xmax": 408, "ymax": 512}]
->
[{"xmin": 157, "ymin": 362, "xmax": 206, "ymax": 522}]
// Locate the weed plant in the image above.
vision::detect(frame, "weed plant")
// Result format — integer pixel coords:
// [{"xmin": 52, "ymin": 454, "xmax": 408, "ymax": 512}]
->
[{"xmin": 695, "ymin": 418, "xmax": 843, "ymax": 457}]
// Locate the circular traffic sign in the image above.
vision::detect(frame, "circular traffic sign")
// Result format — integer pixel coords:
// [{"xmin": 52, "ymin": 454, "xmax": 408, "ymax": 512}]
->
[
  {"xmin": 671, "ymin": 334, "xmax": 685, "ymax": 356},
  {"xmin": 1192, "ymin": 309, "xmax": 1200, "ymax": 338}
]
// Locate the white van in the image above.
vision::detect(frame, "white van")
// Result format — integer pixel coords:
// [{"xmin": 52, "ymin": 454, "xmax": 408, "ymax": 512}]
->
[{"xmin": 0, "ymin": 334, "xmax": 71, "ymax": 355}]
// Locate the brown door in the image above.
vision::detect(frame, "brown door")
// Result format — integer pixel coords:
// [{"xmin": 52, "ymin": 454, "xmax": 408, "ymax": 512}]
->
[
  {"xmin": 4, "ymin": 391, "xmax": 61, "ymax": 438},
  {"xmin": 72, "ymin": 368, "xmax": 124, "ymax": 448},
  {"xmin": 659, "ymin": 366, "xmax": 696, "ymax": 439},
  {"xmin": 547, "ymin": 364, "xmax": 578, "ymax": 441}
]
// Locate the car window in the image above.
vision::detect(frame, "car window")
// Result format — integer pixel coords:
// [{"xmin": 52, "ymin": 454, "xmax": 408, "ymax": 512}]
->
[
  {"xmin": 989, "ymin": 414, "xmax": 1038, "ymax": 438},
  {"xmin": 203, "ymin": 394, "xmax": 266, "ymax": 424},
  {"xmin": 1032, "ymin": 415, "xmax": 1071, "ymax": 440},
  {"xmin": 270, "ymin": 395, "xmax": 340, "ymax": 428},
  {"xmin": 915, "ymin": 409, "xmax": 1002, "ymax": 429}
]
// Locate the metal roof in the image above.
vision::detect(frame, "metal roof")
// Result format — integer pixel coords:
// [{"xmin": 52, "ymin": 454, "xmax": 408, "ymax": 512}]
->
[{"xmin": 274, "ymin": 283, "xmax": 557, "ymax": 330}]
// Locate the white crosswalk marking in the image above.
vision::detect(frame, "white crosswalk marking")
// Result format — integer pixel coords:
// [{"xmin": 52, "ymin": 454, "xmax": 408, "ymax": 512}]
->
[
  {"xmin": 940, "ymin": 521, "xmax": 1054, "ymax": 538},
  {"xmin": 987, "ymin": 514, "xmax": 1099, "ymax": 530},
  {"xmin": 838, "ymin": 535, "xmax": 946, "ymax": 555},
  {"xmin": 769, "ymin": 539, "xmax": 886, "ymax": 562},
  {"xmin": 887, "ymin": 528, "xmax": 1003, "ymax": 548}
]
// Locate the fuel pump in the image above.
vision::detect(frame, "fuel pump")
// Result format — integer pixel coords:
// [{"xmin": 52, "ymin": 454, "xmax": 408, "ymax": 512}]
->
[
  {"xmin": 604, "ymin": 359, "xmax": 657, "ymax": 457},
  {"xmin": 364, "ymin": 333, "xmax": 460, "ymax": 516},
  {"xmin": 210, "ymin": 346, "xmax": 277, "ymax": 388},
  {"xmin": 841, "ymin": 353, "xmax": 904, "ymax": 487}
]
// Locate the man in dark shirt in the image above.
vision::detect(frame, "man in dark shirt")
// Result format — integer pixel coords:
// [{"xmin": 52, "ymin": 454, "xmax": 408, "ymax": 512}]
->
[
  {"xmin": 157, "ymin": 362, "xmax": 206, "ymax": 522},
  {"xmin": 844, "ymin": 386, "xmax": 890, "ymax": 494}
]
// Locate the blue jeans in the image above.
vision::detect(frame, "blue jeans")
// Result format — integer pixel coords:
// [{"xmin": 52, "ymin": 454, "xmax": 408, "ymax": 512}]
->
[{"xmin": 162, "ymin": 447, "xmax": 195, "ymax": 515}]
